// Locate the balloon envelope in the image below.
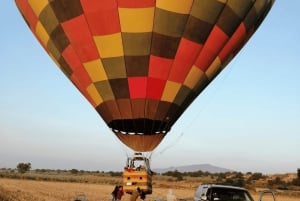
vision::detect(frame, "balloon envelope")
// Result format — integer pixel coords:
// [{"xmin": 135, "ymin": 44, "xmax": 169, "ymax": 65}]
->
[{"xmin": 15, "ymin": 0, "xmax": 274, "ymax": 151}]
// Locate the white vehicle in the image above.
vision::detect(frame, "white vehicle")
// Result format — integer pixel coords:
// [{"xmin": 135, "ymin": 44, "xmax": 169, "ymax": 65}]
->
[{"xmin": 194, "ymin": 184, "xmax": 276, "ymax": 201}]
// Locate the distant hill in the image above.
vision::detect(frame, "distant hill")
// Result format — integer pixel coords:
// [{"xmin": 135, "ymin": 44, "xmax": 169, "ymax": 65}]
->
[{"xmin": 153, "ymin": 164, "xmax": 233, "ymax": 174}]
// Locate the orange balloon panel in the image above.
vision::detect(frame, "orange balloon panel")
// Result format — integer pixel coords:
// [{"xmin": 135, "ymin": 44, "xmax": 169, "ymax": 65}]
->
[{"xmin": 15, "ymin": 0, "xmax": 274, "ymax": 151}]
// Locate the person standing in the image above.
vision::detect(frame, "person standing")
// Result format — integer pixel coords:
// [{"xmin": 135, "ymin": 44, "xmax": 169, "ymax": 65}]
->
[
  {"xmin": 111, "ymin": 185, "xmax": 118, "ymax": 201},
  {"xmin": 116, "ymin": 185, "xmax": 124, "ymax": 201},
  {"xmin": 140, "ymin": 190, "xmax": 146, "ymax": 201}
]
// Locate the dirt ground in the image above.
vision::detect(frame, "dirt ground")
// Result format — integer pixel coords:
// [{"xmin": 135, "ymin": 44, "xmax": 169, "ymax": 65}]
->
[{"xmin": 0, "ymin": 178, "xmax": 299, "ymax": 201}]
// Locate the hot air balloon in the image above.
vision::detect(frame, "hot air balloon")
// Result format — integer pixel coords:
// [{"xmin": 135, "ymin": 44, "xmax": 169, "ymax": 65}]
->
[{"xmin": 15, "ymin": 0, "xmax": 274, "ymax": 195}]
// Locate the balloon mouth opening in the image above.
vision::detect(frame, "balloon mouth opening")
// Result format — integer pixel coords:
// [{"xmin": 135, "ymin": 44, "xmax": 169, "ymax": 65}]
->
[
  {"xmin": 112, "ymin": 129, "xmax": 168, "ymax": 135},
  {"xmin": 108, "ymin": 119, "xmax": 170, "ymax": 135}
]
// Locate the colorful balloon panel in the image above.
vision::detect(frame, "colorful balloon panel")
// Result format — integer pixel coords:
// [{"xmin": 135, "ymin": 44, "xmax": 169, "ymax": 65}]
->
[{"xmin": 15, "ymin": 0, "xmax": 274, "ymax": 151}]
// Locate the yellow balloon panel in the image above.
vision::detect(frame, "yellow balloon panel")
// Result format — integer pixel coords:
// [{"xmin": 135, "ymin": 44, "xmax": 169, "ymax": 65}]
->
[
  {"xmin": 93, "ymin": 33, "xmax": 124, "ymax": 58},
  {"xmin": 119, "ymin": 7, "xmax": 154, "ymax": 33},
  {"xmin": 157, "ymin": 0, "xmax": 193, "ymax": 14}
]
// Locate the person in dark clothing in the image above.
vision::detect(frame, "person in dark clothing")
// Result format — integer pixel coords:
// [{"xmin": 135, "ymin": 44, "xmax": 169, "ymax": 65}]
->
[
  {"xmin": 111, "ymin": 185, "xmax": 119, "ymax": 201},
  {"xmin": 140, "ymin": 190, "xmax": 146, "ymax": 200},
  {"xmin": 116, "ymin": 185, "xmax": 124, "ymax": 201}
]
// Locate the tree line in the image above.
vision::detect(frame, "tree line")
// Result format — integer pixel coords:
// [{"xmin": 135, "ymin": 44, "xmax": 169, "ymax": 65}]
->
[
  {"xmin": 2, "ymin": 162, "xmax": 300, "ymax": 189},
  {"xmin": 161, "ymin": 169, "xmax": 300, "ymax": 188}
]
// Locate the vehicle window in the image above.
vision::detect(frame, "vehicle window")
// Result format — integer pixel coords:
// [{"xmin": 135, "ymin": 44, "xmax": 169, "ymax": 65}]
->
[{"xmin": 208, "ymin": 187, "xmax": 254, "ymax": 201}]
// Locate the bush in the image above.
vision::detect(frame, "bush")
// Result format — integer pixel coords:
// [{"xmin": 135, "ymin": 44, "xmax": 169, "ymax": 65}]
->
[
  {"xmin": 17, "ymin": 163, "xmax": 31, "ymax": 174},
  {"xmin": 291, "ymin": 178, "xmax": 300, "ymax": 186},
  {"xmin": 248, "ymin": 172, "xmax": 264, "ymax": 181},
  {"xmin": 267, "ymin": 176, "xmax": 287, "ymax": 187},
  {"xmin": 109, "ymin": 171, "xmax": 122, "ymax": 177},
  {"xmin": 70, "ymin": 169, "xmax": 79, "ymax": 174}
]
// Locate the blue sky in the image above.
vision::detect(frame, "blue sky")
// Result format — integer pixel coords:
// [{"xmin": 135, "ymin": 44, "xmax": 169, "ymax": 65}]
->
[{"xmin": 1, "ymin": 1, "xmax": 299, "ymax": 174}]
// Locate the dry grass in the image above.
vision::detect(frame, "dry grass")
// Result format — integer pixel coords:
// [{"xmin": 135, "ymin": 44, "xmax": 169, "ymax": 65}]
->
[
  {"xmin": 0, "ymin": 177, "xmax": 299, "ymax": 201},
  {"xmin": 0, "ymin": 178, "xmax": 112, "ymax": 201}
]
